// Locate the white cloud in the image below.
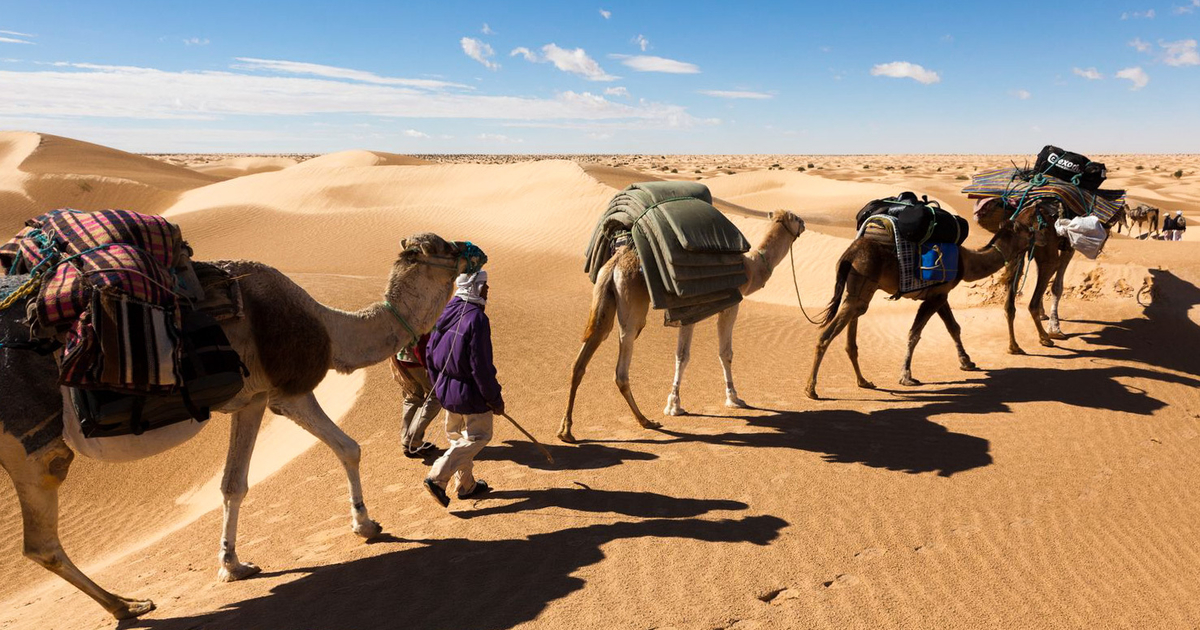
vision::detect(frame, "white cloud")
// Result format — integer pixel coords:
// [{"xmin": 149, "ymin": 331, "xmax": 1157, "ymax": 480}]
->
[
  {"xmin": 0, "ymin": 63, "xmax": 703, "ymax": 127},
  {"xmin": 1073, "ymin": 66, "xmax": 1103, "ymax": 80},
  {"xmin": 183, "ymin": 37, "xmax": 210, "ymax": 46},
  {"xmin": 1161, "ymin": 39, "xmax": 1200, "ymax": 66},
  {"xmin": 599, "ymin": 9, "xmax": 611, "ymax": 19},
  {"xmin": 1121, "ymin": 9, "xmax": 1156, "ymax": 18},
  {"xmin": 0, "ymin": 30, "xmax": 34, "ymax": 37},
  {"xmin": 1012, "ymin": 89, "xmax": 1032, "ymax": 100},
  {"xmin": 870, "ymin": 61, "xmax": 940, "ymax": 84},
  {"xmin": 634, "ymin": 34, "xmax": 650, "ymax": 51},
  {"xmin": 1116, "ymin": 66, "xmax": 1150, "ymax": 89},
  {"xmin": 402, "ymin": 129, "xmax": 429, "ymax": 138},
  {"xmin": 478, "ymin": 133, "xmax": 521, "ymax": 143},
  {"xmin": 233, "ymin": 57, "xmax": 471, "ymax": 90},
  {"xmin": 461, "ymin": 37, "xmax": 499, "ymax": 70},
  {"xmin": 699, "ymin": 90, "xmax": 772, "ymax": 99},
  {"xmin": 0, "ymin": 36, "xmax": 34, "ymax": 45},
  {"xmin": 1172, "ymin": 0, "xmax": 1200, "ymax": 14},
  {"xmin": 611, "ymin": 54, "xmax": 700, "ymax": 74},
  {"xmin": 519, "ymin": 43, "xmax": 618, "ymax": 81},
  {"xmin": 604, "ymin": 86, "xmax": 630, "ymax": 97},
  {"xmin": 1129, "ymin": 37, "xmax": 1152, "ymax": 52},
  {"xmin": 482, "ymin": 23, "xmax": 494, "ymax": 35}
]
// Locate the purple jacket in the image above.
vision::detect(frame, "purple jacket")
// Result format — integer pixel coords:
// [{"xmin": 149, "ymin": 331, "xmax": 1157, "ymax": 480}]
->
[{"xmin": 425, "ymin": 297, "xmax": 503, "ymax": 414}]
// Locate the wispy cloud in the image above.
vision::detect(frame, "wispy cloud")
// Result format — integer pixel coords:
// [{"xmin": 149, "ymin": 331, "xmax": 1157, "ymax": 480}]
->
[
  {"xmin": 402, "ymin": 129, "xmax": 430, "ymax": 138},
  {"xmin": 0, "ymin": 62, "xmax": 701, "ymax": 126},
  {"xmin": 0, "ymin": 30, "xmax": 34, "ymax": 37},
  {"xmin": 1012, "ymin": 89, "xmax": 1032, "ymax": 100},
  {"xmin": 461, "ymin": 37, "xmax": 499, "ymax": 70},
  {"xmin": 478, "ymin": 132, "xmax": 521, "ymax": 143},
  {"xmin": 604, "ymin": 86, "xmax": 629, "ymax": 97},
  {"xmin": 1172, "ymin": 0, "xmax": 1200, "ymax": 14},
  {"xmin": 1161, "ymin": 39, "xmax": 1200, "ymax": 66},
  {"xmin": 234, "ymin": 57, "xmax": 471, "ymax": 90},
  {"xmin": 1129, "ymin": 37, "xmax": 1152, "ymax": 52},
  {"xmin": 611, "ymin": 54, "xmax": 700, "ymax": 74},
  {"xmin": 481, "ymin": 23, "xmax": 494, "ymax": 35},
  {"xmin": 1116, "ymin": 66, "xmax": 1149, "ymax": 89},
  {"xmin": 0, "ymin": 30, "xmax": 34, "ymax": 45},
  {"xmin": 599, "ymin": 8, "xmax": 611, "ymax": 19},
  {"xmin": 1072, "ymin": 66, "xmax": 1103, "ymax": 80},
  {"xmin": 513, "ymin": 44, "xmax": 618, "ymax": 81},
  {"xmin": 1121, "ymin": 9, "xmax": 1156, "ymax": 18},
  {"xmin": 870, "ymin": 61, "xmax": 940, "ymax": 84},
  {"xmin": 699, "ymin": 90, "xmax": 772, "ymax": 99},
  {"xmin": 634, "ymin": 34, "xmax": 649, "ymax": 51},
  {"xmin": 183, "ymin": 37, "xmax": 210, "ymax": 46}
]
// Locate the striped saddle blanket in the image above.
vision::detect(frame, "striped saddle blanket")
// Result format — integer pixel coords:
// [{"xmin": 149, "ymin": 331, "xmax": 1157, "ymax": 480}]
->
[
  {"xmin": 859, "ymin": 215, "xmax": 947, "ymax": 296},
  {"xmin": 962, "ymin": 167, "xmax": 1127, "ymax": 225},
  {"xmin": 0, "ymin": 209, "xmax": 199, "ymax": 393}
]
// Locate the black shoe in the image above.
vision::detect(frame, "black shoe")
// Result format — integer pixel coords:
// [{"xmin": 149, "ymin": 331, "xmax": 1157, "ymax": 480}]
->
[
  {"xmin": 404, "ymin": 442, "xmax": 439, "ymax": 458},
  {"xmin": 457, "ymin": 480, "xmax": 491, "ymax": 500},
  {"xmin": 423, "ymin": 478, "xmax": 450, "ymax": 508}
]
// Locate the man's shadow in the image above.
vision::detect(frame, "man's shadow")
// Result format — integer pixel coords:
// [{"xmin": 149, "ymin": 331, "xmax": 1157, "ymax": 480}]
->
[{"xmin": 124, "ymin": 494, "xmax": 786, "ymax": 630}]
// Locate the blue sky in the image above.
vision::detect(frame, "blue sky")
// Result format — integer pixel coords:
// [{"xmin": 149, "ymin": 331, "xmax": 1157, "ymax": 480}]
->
[{"xmin": 1, "ymin": 0, "xmax": 1198, "ymax": 153}]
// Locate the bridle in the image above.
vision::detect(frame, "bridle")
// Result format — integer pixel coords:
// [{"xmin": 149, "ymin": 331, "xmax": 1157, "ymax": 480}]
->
[{"xmin": 386, "ymin": 240, "xmax": 489, "ymax": 348}]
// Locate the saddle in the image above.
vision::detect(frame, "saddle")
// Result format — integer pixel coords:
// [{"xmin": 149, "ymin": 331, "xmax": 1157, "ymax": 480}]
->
[
  {"xmin": 855, "ymin": 192, "xmax": 969, "ymax": 246},
  {"xmin": 855, "ymin": 193, "xmax": 966, "ymax": 297}
]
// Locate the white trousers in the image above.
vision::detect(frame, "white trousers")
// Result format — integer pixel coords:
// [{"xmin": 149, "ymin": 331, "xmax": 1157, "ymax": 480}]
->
[{"xmin": 427, "ymin": 411, "xmax": 493, "ymax": 493}]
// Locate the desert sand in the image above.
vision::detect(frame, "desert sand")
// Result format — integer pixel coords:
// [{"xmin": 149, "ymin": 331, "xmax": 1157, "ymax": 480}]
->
[{"xmin": 2, "ymin": 131, "xmax": 1199, "ymax": 629}]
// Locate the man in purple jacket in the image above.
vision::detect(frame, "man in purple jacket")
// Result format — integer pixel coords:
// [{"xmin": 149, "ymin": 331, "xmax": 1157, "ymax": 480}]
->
[{"xmin": 422, "ymin": 270, "xmax": 505, "ymax": 507}]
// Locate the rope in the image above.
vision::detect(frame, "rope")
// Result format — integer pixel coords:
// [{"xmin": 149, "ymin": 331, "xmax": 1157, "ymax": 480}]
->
[
  {"xmin": 786, "ymin": 244, "xmax": 822, "ymax": 325},
  {"xmin": 0, "ymin": 275, "xmax": 41, "ymax": 311},
  {"xmin": 382, "ymin": 300, "xmax": 419, "ymax": 348}
]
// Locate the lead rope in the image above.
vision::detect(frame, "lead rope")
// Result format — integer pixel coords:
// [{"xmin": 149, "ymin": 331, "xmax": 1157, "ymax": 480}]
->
[{"xmin": 787, "ymin": 244, "xmax": 822, "ymax": 326}]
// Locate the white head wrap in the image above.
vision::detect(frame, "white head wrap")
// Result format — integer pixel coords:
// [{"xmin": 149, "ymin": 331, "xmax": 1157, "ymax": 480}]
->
[
  {"xmin": 454, "ymin": 270, "xmax": 488, "ymax": 306},
  {"xmin": 1177, "ymin": 210, "xmax": 1184, "ymax": 216}
]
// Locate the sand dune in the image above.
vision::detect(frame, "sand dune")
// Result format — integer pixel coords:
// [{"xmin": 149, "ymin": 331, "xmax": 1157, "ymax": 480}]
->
[{"xmin": 1, "ymin": 137, "xmax": 1199, "ymax": 630}]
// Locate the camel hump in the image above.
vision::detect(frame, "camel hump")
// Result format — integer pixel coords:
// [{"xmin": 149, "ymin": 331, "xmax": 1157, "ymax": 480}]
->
[{"xmin": 239, "ymin": 271, "xmax": 333, "ymax": 397}]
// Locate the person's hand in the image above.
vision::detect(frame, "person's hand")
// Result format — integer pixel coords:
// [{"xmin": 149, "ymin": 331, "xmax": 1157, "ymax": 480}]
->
[{"xmin": 489, "ymin": 401, "xmax": 505, "ymax": 416}]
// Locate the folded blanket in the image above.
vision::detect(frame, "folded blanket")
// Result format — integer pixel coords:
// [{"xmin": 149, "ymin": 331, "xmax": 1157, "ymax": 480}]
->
[{"xmin": 962, "ymin": 167, "xmax": 1126, "ymax": 225}]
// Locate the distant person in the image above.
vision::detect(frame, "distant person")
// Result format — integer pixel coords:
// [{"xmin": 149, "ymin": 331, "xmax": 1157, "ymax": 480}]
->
[
  {"xmin": 422, "ymin": 270, "xmax": 504, "ymax": 507},
  {"xmin": 389, "ymin": 333, "xmax": 442, "ymax": 457},
  {"xmin": 1162, "ymin": 213, "xmax": 1176, "ymax": 240},
  {"xmin": 1174, "ymin": 211, "xmax": 1187, "ymax": 241}
]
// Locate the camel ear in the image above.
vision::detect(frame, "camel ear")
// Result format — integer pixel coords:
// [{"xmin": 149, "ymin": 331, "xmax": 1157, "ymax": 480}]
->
[
  {"xmin": 768, "ymin": 210, "xmax": 777, "ymax": 221},
  {"xmin": 399, "ymin": 238, "xmax": 410, "ymax": 251}
]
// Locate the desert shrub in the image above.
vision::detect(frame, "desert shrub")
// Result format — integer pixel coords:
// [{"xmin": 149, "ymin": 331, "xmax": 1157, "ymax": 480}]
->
[
  {"xmin": 796, "ymin": 166, "xmax": 806, "ymax": 172},
  {"xmin": 955, "ymin": 174, "xmax": 969, "ymax": 180},
  {"xmin": 807, "ymin": 163, "xmax": 815, "ymax": 168},
  {"xmin": 1136, "ymin": 165, "xmax": 1144, "ymax": 170},
  {"xmin": 1173, "ymin": 169, "xmax": 1183, "ymax": 178},
  {"xmin": 671, "ymin": 168, "xmax": 678, "ymax": 173}
]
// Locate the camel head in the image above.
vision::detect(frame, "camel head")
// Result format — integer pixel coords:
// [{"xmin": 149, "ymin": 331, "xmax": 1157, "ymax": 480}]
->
[
  {"xmin": 396, "ymin": 233, "xmax": 487, "ymax": 276},
  {"xmin": 768, "ymin": 210, "xmax": 805, "ymax": 240},
  {"xmin": 997, "ymin": 198, "xmax": 1055, "ymax": 250}
]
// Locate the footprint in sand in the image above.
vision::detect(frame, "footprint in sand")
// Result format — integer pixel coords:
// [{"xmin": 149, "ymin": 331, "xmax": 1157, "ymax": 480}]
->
[
  {"xmin": 914, "ymin": 542, "xmax": 946, "ymax": 554},
  {"xmin": 854, "ymin": 547, "xmax": 886, "ymax": 561},
  {"xmin": 757, "ymin": 587, "xmax": 801, "ymax": 604},
  {"xmin": 822, "ymin": 574, "xmax": 860, "ymax": 589}
]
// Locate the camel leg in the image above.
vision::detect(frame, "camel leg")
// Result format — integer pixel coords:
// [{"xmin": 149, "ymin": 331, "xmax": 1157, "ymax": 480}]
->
[
  {"xmin": 899, "ymin": 296, "xmax": 945, "ymax": 386},
  {"xmin": 717, "ymin": 304, "xmax": 749, "ymax": 409},
  {"xmin": 1004, "ymin": 262, "xmax": 1025, "ymax": 355},
  {"xmin": 614, "ymin": 297, "xmax": 658, "ymax": 430},
  {"xmin": 216, "ymin": 395, "xmax": 268, "ymax": 582},
  {"xmin": 663, "ymin": 323, "xmax": 695, "ymax": 416},
  {"xmin": 270, "ymin": 392, "xmax": 382, "ymax": 540},
  {"xmin": 1046, "ymin": 252, "xmax": 1073, "ymax": 340},
  {"xmin": 560, "ymin": 267, "xmax": 619, "ymax": 443},
  {"xmin": 1026, "ymin": 259, "xmax": 1056, "ymax": 347},
  {"xmin": 845, "ymin": 318, "xmax": 875, "ymax": 390},
  {"xmin": 3, "ymin": 438, "xmax": 155, "ymax": 620},
  {"xmin": 805, "ymin": 290, "xmax": 871, "ymax": 400},
  {"xmin": 937, "ymin": 301, "xmax": 978, "ymax": 371}
]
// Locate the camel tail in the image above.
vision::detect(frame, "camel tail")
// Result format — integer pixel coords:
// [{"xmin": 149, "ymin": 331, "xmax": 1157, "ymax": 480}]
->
[
  {"xmin": 818, "ymin": 255, "xmax": 853, "ymax": 325},
  {"xmin": 583, "ymin": 264, "xmax": 618, "ymax": 342}
]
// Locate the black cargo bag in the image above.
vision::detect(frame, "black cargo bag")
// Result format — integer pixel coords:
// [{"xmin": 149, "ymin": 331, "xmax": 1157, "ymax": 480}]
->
[
  {"xmin": 855, "ymin": 192, "xmax": 969, "ymax": 245},
  {"xmin": 71, "ymin": 308, "xmax": 247, "ymax": 438},
  {"xmin": 1034, "ymin": 145, "xmax": 1106, "ymax": 190}
]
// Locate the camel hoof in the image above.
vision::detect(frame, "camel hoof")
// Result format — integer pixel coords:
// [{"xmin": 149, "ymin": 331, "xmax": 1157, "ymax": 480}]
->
[
  {"xmin": 112, "ymin": 598, "xmax": 156, "ymax": 620},
  {"xmin": 804, "ymin": 388, "xmax": 820, "ymax": 400},
  {"xmin": 639, "ymin": 419, "xmax": 663, "ymax": 430},
  {"xmin": 1008, "ymin": 346, "xmax": 1026, "ymax": 356},
  {"xmin": 899, "ymin": 376, "xmax": 921, "ymax": 387},
  {"xmin": 856, "ymin": 380, "xmax": 876, "ymax": 390},
  {"xmin": 960, "ymin": 363, "xmax": 979, "ymax": 372},
  {"xmin": 664, "ymin": 404, "xmax": 687, "ymax": 416},
  {"xmin": 725, "ymin": 397, "xmax": 750, "ymax": 409},
  {"xmin": 218, "ymin": 561, "xmax": 262, "ymax": 583},
  {"xmin": 354, "ymin": 518, "xmax": 383, "ymax": 540},
  {"xmin": 1039, "ymin": 338, "xmax": 1055, "ymax": 348},
  {"xmin": 557, "ymin": 430, "xmax": 577, "ymax": 444},
  {"xmin": 1048, "ymin": 330, "xmax": 1067, "ymax": 340}
]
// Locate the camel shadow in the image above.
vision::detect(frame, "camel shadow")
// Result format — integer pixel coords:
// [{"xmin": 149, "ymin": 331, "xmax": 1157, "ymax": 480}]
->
[
  {"xmin": 454, "ymin": 486, "xmax": 747, "ymax": 520},
  {"xmin": 476, "ymin": 440, "xmax": 657, "ymax": 470},
  {"xmin": 124, "ymin": 502, "xmax": 786, "ymax": 630}
]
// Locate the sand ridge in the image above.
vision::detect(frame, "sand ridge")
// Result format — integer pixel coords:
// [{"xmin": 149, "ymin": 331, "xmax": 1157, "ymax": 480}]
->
[{"xmin": 1, "ymin": 134, "xmax": 1198, "ymax": 629}]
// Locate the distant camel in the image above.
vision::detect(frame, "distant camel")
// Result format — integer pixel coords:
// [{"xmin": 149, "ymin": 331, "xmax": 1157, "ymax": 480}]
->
[
  {"xmin": 559, "ymin": 211, "xmax": 805, "ymax": 443},
  {"xmin": 804, "ymin": 202, "xmax": 1046, "ymax": 399},
  {"xmin": 0, "ymin": 234, "xmax": 472, "ymax": 620},
  {"xmin": 1118, "ymin": 203, "xmax": 1160, "ymax": 239}
]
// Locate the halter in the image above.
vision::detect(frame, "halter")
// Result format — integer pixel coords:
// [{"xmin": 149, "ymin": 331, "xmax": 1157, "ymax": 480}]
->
[
  {"xmin": 406, "ymin": 241, "xmax": 488, "ymax": 273},
  {"xmin": 778, "ymin": 213, "xmax": 802, "ymax": 239}
]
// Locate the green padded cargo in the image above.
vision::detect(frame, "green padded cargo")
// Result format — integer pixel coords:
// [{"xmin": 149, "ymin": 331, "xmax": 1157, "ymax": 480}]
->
[{"xmin": 585, "ymin": 181, "xmax": 750, "ymax": 326}]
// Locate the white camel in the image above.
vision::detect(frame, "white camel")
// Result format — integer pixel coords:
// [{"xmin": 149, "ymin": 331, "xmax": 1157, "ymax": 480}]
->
[
  {"xmin": 0, "ymin": 233, "xmax": 473, "ymax": 619},
  {"xmin": 559, "ymin": 210, "xmax": 805, "ymax": 443}
]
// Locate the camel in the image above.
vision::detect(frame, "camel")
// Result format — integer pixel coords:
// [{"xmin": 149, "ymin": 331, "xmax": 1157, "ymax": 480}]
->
[
  {"xmin": 974, "ymin": 197, "xmax": 1102, "ymax": 353},
  {"xmin": 1118, "ymin": 203, "xmax": 1160, "ymax": 239},
  {"xmin": 0, "ymin": 233, "xmax": 474, "ymax": 620},
  {"xmin": 558, "ymin": 210, "xmax": 805, "ymax": 443},
  {"xmin": 804, "ymin": 201, "xmax": 1047, "ymax": 399}
]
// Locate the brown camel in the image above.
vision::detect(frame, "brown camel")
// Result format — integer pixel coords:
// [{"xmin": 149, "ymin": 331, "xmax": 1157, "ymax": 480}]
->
[
  {"xmin": 0, "ymin": 234, "xmax": 473, "ymax": 620},
  {"xmin": 804, "ymin": 202, "xmax": 1047, "ymax": 399},
  {"xmin": 973, "ymin": 197, "xmax": 1093, "ymax": 353},
  {"xmin": 1118, "ymin": 203, "xmax": 1159, "ymax": 239},
  {"xmin": 559, "ymin": 210, "xmax": 805, "ymax": 443}
]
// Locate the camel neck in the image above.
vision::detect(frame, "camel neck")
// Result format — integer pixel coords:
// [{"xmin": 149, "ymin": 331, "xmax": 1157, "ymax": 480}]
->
[
  {"xmin": 961, "ymin": 236, "xmax": 1021, "ymax": 282},
  {"xmin": 741, "ymin": 222, "xmax": 797, "ymax": 295}
]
